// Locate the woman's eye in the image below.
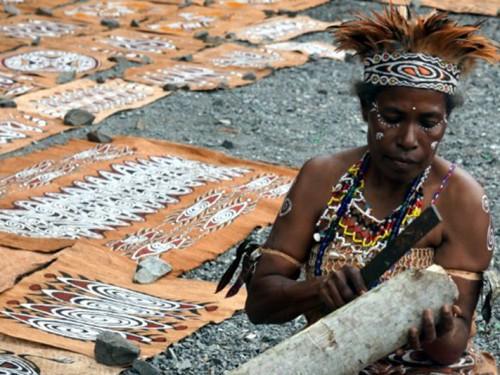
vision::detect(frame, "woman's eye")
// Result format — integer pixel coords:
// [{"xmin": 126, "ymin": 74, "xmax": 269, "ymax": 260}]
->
[
  {"xmin": 420, "ymin": 121, "xmax": 439, "ymax": 129},
  {"xmin": 383, "ymin": 116, "xmax": 400, "ymax": 124}
]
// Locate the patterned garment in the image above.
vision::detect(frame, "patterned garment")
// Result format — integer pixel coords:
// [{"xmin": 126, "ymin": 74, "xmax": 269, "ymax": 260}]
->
[{"xmin": 305, "ymin": 155, "xmax": 496, "ymax": 374}]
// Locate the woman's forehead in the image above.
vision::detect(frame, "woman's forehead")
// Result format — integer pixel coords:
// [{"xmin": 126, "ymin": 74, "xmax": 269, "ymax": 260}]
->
[{"xmin": 377, "ymin": 87, "xmax": 447, "ymax": 112}]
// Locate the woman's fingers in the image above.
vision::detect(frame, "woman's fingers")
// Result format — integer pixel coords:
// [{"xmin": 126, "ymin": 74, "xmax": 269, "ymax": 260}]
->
[
  {"xmin": 318, "ymin": 278, "xmax": 337, "ymax": 311},
  {"xmin": 421, "ymin": 309, "xmax": 437, "ymax": 343},
  {"xmin": 408, "ymin": 327, "xmax": 420, "ymax": 349},
  {"xmin": 325, "ymin": 277, "xmax": 346, "ymax": 307},
  {"xmin": 332, "ymin": 270, "xmax": 355, "ymax": 302},
  {"xmin": 438, "ymin": 304, "xmax": 455, "ymax": 335},
  {"xmin": 343, "ymin": 266, "xmax": 368, "ymax": 295}
]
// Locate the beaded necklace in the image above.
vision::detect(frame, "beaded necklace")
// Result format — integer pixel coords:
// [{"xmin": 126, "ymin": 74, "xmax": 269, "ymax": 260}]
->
[{"xmin": 313, "ymin": 153, "xmax": 430, "ymax": 277}]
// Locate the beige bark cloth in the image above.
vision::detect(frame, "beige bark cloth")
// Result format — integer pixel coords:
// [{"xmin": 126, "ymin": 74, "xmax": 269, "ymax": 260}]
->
[
  {"xmin": 0, "ymin": 38, "xmax": 22, "ymax": 53},
  {"xmin": 139, "ymin": 5, "xmax": 266, "ymax": 37},
  {"xmin": 265, "ymin": 41, "xmax": 348, "ymax": 61},
  {"xmin": 232, "ymin": 15, "xmax": 338, "ymax": 44},
  {"xmin": 0, "ymin": 136, "xmax": 296, "ymax": 259},
  {"xmin": 0, "ymin": 109, "xmax": 67, "ymax": 156},
  {"xmin": 377, "ymin": 0, "xmax": 500, "ymax": 16},
  {"xmin": 124, "ymin": 60, "xmax": 272, "ymax": 90},
  {"xmin": 68, "ymin": 29, "xmax": 205, "ymax": 64},
  {"xmin": 0, "ymin": 45, "xmax": 114, "ymax": 82},
  {"xmin": 193, "ymin": 43, "xmax": 308, "ymax": 70},
  {"xmin": 0, "ymin": 15, "xmax": 102, "ymax": 45},
  {"xmin": 53, "ymin": 0, "xmax": 174, "ymax": 24},
  {"xmin": 15, "ymin": 78, "xmax": 168, "ymax": 124},
  {"xmin": 214, "ymin": 0, "xmax": 330, "ymax": 12},
  {"xmin": 0, "ymin": 242, "xmax": 246, "ymax": 358},
  {"xmin": 0, "ymin": 333, "xmax": 121, "ymax": 375},
  {"xmin": 7, "ymin": 0, "xmax": 67, "ymax": 13},
  {"xmin": 0, "ymin": 71, "xmax": 52, "ymax": 99},
  {"xmin": 0, "ymin": 246, "xmax": 56, "ymax": 294}
]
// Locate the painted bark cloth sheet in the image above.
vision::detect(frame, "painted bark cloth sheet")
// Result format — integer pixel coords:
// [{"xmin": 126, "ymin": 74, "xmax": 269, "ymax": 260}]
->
[
  {"xmin": 0, "ymin": 109, "xmax": 66, "ymax": 156},
  {"xmin": 0, "ymin": 242, "xmax": 246, "ymax": 358},
  {"xmin": 265, "ymin": 41, "xmax": 348, "ymax": 61},
  {"xmin": 0, "ymin": 71, "xmax": 52, "ymax": 100},
  {"xmin": 213, "ymin": 0, "xmax": 330, "ymax": 12},
  {"xmin": 0, "ymin": 334, "xmax": 121, "ymax": 375},
  {"xmin": 65, "ymin": 29, "xmax": 206, "ymax": 65},
  {"xmin": 0, "ymin": 136, "xmax": 296, "ymax": 275},
  {"xmin": 377, "ymin": 0, "xmax": 500, "ymax": 16},
  {"xmin": 15, "ymin": 78, "xmax": 168, "ymax": 124},
  {"xmin": 0, "ymin": 246, "xmax": 56, "ymax": 294}
]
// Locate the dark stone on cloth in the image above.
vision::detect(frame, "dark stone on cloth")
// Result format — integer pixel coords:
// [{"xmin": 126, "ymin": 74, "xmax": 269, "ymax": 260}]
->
[
  {"xmin": 194, "ymin": 31, "xmax": 209, "ymax": 41},
  {"xmin": 308, "ymin": 53, "xmax": 321, "ymax": 62},
  {"xmin": 101, "ymin": 18, "xmax": 120, "ymax": 29},
  {"xmin": 242, "ymin": 72, "xmax": 257, "ymax": 81},
  {"xmin": 95, "ymin": 76, "xmax": 106, "ymax": 84},
  {"xmin": 94, "ymin": 332, "xmax": 140, "ymax": 366},
  {"xmin": 4, "ymin": 4, "xmax": 20, "ymax": 16},
  {"xmin": 130, "ymin": 19, "xmax": 140, "ymax": 27},
  {"xmin": 179, "ymin": 0, "xmax": 192, "ymax": 8},
  {"xmin": 0, "ymin": 98, "xmax": 16, "ymax": 108},
  {"xmin": 35, "ymin": 7, "xmax": 53, "ymax": 16},
  {"xmin": 63, "ymin": 109, "xmax": 95, "ymax": 126},
  {"xmin": 263, "ymin": 10, "xmax": 275, "ymax": 17},
  {"xmin": 133, "ymin": 256, "xmax": 172, "ymax": 284},
  {"xmin": 132, "ymin": 359, "xmax": 162, "ymax": 375},
  {"xmin": 203, "ymin": 0, "xmax": 214, "ymax": 5},
  {"xmin": 31, "ymin": 36, "xmax": 41, "ymax": 46},
  {"xmin": 57, "ymin": 71, "xmax": 76, "ymax": 84},
  {"xmin": 87, "ymin": 131, "xmax": 112, "ymax": 144},
  {"xmin": 141, "ymin": 55, "xmax": 153, "ymax": 64},
  {"xmin": 221, "ymin": 140, "xmax": 234, "ymax": 149},
  {"xmin": 176, "ymin": 54, "xmax": 193, "ymax": 62}
]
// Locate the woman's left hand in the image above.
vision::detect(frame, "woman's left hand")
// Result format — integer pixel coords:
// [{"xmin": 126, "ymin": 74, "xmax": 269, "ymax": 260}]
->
[{"xmin": 408, "ymin": 304, "xmax": 462, "ymax": 349}]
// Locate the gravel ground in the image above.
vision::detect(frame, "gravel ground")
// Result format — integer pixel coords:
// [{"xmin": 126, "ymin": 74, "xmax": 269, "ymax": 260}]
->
[{"xmin": 2, "ymin": 0, "xmax": 498, "ymax": 373}]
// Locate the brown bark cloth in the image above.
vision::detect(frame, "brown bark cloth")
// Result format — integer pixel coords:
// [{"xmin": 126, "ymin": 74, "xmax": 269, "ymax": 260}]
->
[
  {"xmin": 265, "ymin": 41, "xmax": 348, "ymax": 61},
  {"xmin": 377, "ymin": 0, "xmax": 500, "ymax": 16},
  {"xmin": 0, "ymin": 333, "xmax": 121, "ymax": 375},
  {"xmin": 16, "ymin": 78, "xmax": 168, "ymax": 123},
  {"xmin": 0, "ymin": 136, "xmax": 297, "ymax": 273},
  {"xmin": 0, "ymin": 109, "xmax": 67, "ymax": 156},
  {"xmin": 0, "ymin": 242, "xmax": 246, "ymax": 358},
  {"xmin": 213, "ymin": 0, "xmax": 330, "ymax": 12},
  {"xmin": 0, "ymin": 71, "xmax": 52, "ymax": 99}
]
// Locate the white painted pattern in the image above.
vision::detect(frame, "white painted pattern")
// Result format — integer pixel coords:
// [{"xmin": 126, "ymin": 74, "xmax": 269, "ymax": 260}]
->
[
  {"xmin": 2, "ymin": 50, "xmax": 98, "ymax": 73},
  {"xmin": 211, "ymin": 50, "xmax": 281, "ymax": 69},
  {"xmin": 0, "ymin": 156, "xmax": 250, "ymax": 239},
  {"xmin": 103, "ymin": 35, "xmax": 176, "ymax": 53},
  {"xmin": 237, "ymin": 18, "xmax": 326, "ymax": 41},
  {"xmin": 0, "ymin": 19, "xmax": 81, "ymax": 39},
  {"xmin": 64, "ymin": 2, "xmax": 135, "ymax": 17},
  {"xmin": 138, "ymin": 65, "xmax": 236, "ymax": 87}
]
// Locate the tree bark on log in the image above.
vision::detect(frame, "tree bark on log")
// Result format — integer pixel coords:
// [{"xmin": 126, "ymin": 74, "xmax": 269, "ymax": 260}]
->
[{"xmin": 231, "ymin": 265, "xmax": 458, "ymax": 375}]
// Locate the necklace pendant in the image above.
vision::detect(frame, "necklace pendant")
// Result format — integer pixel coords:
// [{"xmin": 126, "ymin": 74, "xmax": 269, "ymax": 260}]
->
[{"xmin": 313, "ymin": 232, "xmax": 321, "ymax": 242}]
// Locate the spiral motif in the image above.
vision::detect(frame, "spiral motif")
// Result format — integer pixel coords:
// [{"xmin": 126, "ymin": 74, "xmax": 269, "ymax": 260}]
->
[
  {"xmin": 0, "ymin": 354, "xmax": 40, "ymax": 375},
  {"xmin": 3, "ymin": 50, "xmax": 98, "ymax": 73}
]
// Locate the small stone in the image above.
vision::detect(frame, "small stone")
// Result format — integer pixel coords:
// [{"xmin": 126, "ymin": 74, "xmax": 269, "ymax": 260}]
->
[
  {"xmin": 133, "ymin": 256, "xmax": 172, "ymax": 284},
  {"xmin": 205, "ymin": 36, "xmax": 224, "ymax": 46},
  {"xmin": 162, "ymin": 83, "xmax": 188, "ymax": 91},
  {"xmin": 221, "ymin": 140, "xmax": 234, "ymax": 149},
  {"xmin": 141, "ymin": 55, "xmax": 152, "ymax": 64},
  {"xmin": 263, "ymin": 10, "xmax": 275, "ymax": 17},
  {"xmin": 95, "ymin": 76, "xmax": 106, "ymax": 84},
  {"xmin": 94, "ymin": 331, "xmax": 140, "ymax": 366},
  {"xmin": 194, "ymin": 30, "xmax": 209, "ymax": 41},
  {"xmin": 213, "ymin": 98, "xmax": 223, "ymax": 106},
  {"xmin": 0, "ymin": 98, "xmax": 16, "ymax": 108},
  {"xmin": 87, "ymin": 131, "xmax": 112, "ymax": 144},
  {"xmin": 108, "ymin": 56, "xmax": 128, "ymax": 65},
  {"xmin": 4, "ymin": 4, "xmax": 20, "ymax": 16},
  {"xmin": 101, "ymin": 18, "xmax": 120, "ymax": 29},
  {"xmin": 130, "ymin": 19, "xmax": 140, "ymax": 27},
  {"xmin": 317, "ymin": 88, "xmax": 328, "ymax": 95},
  {"xmin": 63, "ymin": 109, "xmax": 95, "ymax": 126},
  {"xmin": 242, "ymin": 72, "xmax": 257, "ymax": 81},
  {"xmin": 35, "ymin": 7, "xmax": 53, "ymax": 16},
  {"xmin": 31, "ymin": 36, "xmax": 41, "ymax": 46},
  {"xmin": 225, "ymin": 32, "xmax": 236, "ymax": 41},
  {"xmin": 132, "ymin": 359, "xmax": 161, "ymax": 375},
  {"xmin": 216, "ymin": 80, "xmax": 230, "ymax": 90},
  {"xmin": 308, "ymin": 53, "xmax": 321, "ymax": 62},
  {"xmin": 178, "ymin": 0, "xmax": 192, "ymax": 8},
  {"xmin": 203, "ymin": 0, "xmax": 214, "ymax": 5},
  {"xmin": 217, "ymin": 118, "xmax": 231, "ymax": 126},
  {"xmin": 176, "ymin": 54, "xmax": 193, "ymax": 62},
  {"xmin": 56, "ymin": 71, "xmax": 76, "ymax": 84}
]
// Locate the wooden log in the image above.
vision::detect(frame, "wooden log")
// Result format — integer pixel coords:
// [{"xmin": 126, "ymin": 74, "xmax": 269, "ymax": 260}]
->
[{"xmin": 231, "ymin": 265, "xmax": 458, "ymax": 375}]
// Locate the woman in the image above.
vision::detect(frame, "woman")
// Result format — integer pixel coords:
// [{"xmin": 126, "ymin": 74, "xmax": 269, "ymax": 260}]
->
[{"xmin": 244, "ymin": 7, "xmax": 498, "ymax": 373}]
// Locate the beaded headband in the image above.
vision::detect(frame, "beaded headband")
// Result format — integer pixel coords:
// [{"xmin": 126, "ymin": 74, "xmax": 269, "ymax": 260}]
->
[{"xmin": 363, "ymin": 52, "xmax": 460, "ymax": 95}]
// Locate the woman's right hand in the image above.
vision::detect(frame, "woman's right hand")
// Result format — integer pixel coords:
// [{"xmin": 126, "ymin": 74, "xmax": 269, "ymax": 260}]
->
[{"xmin": 318, "ymin": 265, "xmax": 367, "ymax": 313}]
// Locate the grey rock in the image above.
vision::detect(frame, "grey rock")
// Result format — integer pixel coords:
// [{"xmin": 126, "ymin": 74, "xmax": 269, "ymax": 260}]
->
[
  {"xmin": 133, "ymin": 256, "xmax": 172, "ymax": 284},
  {"xmin": 95, "ymin": 76, "xmax": 106, "ymax": 84},
  {"xmin": 35, "ymin": 7, "xmax": 53, "ymax": 16},
  {"xmin": 108, "ymin": 56, "xmax": 128, "ymax": 65},
  {"xmin": 4, "ymin": 4, "xmax": 20, "ymax": 16},
  {"xmin": 178, "ymin": 0, "xmax": 192, "ymax": 8},
  {"xmin": 225, "ymin": 32, "xmax": 237, "ymax": 41},
  {"xmin": 203, "ymin": 0, "xmax": 214, "ymax": 5},
  {"xmin": 175, "ymin": 54, "xmax": 193, "ymax": 62},
  {"xmin": 308, "ymin": 53, "xmax": 321, "ymax": 62},
  {"xmin": 221, "ymin": 140, "xmax": 234, "ymax": 149},
  {"xmin": 130, "ymin": 19, "xmax": 140, "ymax": 27},
  {"xmin": 163, "ymin": 83, "xmax": 189, "ymax": 92},
  {"xmin": 132, "ymin": 359, "xmax": 161, "ymax": 375},
  {"xmin": 57, "ymin": 71, "xmax": 76, "ymax": 84},
  {"xmin": 242, "ymin": 72, "xmax": 257, "ymax": 81},
  {"xmin": 94, "ymin": 331, "xmax": 140, "ymax": 366},
  {"xmin": 141, "ymin": 55, "xmax": 152, "ymax": 65},
  {"xmin": 101, "ymin": 18, "xmax": 120, "ymax": 29},
  {"xmin": 194, "ymin": 31, "xmax": 209, "ymax": 41},
  {"xmin": 87, "ymin": 130, "xmax": 112, "ymax": 143},
  {"xmin": 31, "ymin": 36, "xmax": 41, "ymax": 46},
  {"xmin": 0, "ymin": 98, "xmax": 16, "ymax": 108},
  {"xmin": 263, "ymin": 10, "xmax": 275, "ymax": 17},
  {"xmin": 63, "ymin": 109, "xmax": 95, "ymax": 126}
]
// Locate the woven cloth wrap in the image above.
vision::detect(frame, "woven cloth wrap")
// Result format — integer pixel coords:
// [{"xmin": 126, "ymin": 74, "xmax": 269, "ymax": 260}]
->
[{"xmin": 363, "ymin": 52, "xmax": 460, "ymax": 95}]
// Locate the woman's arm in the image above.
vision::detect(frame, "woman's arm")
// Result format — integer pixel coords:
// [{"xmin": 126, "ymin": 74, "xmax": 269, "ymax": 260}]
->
[
  {"xmin": 412, "ymin": 169, "xmax": 493, "ymax": 364},
  {"xmin": 245, "ymin": 153, "xmax": 367, "ymax": 324}
]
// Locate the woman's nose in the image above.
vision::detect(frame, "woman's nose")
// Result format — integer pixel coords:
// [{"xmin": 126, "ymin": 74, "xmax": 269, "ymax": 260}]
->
[{"xmin": 396, "ymin": 122, "xmax": 419, "ymax": 151}]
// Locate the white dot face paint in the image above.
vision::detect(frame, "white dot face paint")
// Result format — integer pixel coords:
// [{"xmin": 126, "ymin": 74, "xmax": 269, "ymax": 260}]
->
[
  {"xmin": 371, "ymin": 102, "xmax": 400, "ymax": 129},
  {"xmin": 482, "ymin": 195, "xmax": 490, "ymax": 214},
  {"xmin": 376, "ymin": 132, "xmax": 384, "ymax": 141},
  {"xmin": 487, "ymin": 220, "xmax": 495, "ymax": 252}
]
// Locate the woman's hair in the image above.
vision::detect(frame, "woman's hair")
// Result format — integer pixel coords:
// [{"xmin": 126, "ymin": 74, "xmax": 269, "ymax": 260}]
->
[
  {"xmin": 353, "ymin": 81, "xmax": 464, "ymax": 115},
  {"xmin": 333, "ymin": 6, "xmax": 498, "ymax": 75}
]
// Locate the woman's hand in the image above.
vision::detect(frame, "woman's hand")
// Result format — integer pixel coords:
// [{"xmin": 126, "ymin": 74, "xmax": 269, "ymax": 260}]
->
[
  {"xmin": 318, "ymin": 265, "xmax": 367, "ymax": 312},
  {"xmin": 408, "ymin": 304, "xmax": 462, "ymax": 349}
]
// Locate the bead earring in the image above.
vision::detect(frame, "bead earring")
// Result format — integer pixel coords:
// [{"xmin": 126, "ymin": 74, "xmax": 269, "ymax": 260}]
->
[
  {"xmin": 412, "ymin": 106, "xmax": 417, "ymax": 111},
  {"xmin": 431, "ymin": 141, "xmax": 439, "ymax": 151},
  {"xmin": 376, "ymin": 132, "xmax": 384, "ymax": 141}
]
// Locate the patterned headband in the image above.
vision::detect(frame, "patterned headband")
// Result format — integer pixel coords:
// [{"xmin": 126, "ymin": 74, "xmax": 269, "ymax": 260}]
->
[{"xmin": 363, "ymin": 52, "xmax": 460, "ymax": 95}]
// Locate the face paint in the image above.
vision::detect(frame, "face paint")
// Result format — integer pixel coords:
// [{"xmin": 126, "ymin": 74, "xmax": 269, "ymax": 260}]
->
[
  {"xmin": 481, "ymin": 195, "xmax": 490, "ymax": 214},
  {"xmin": 371, "ymin": 102, "xmax": 400, "ymax": 129},
  {"xmin": 279, "ymin": 197, "xmax": 292, "ymax": 217},
  {"xmin": 375, "ymin": 132, "xmax": 384, "ymax": 141}
]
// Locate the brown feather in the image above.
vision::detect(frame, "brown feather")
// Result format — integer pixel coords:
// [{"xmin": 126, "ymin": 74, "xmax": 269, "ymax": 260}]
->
[{"xmin": 333, "ymin": 5, "xmax": 499, "ymax": 75}]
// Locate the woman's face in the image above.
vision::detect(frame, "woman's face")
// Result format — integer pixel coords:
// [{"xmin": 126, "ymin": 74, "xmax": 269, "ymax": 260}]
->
[{"xmin": 364, "ymin": 86, "xmax": 448, "ymax": 182}]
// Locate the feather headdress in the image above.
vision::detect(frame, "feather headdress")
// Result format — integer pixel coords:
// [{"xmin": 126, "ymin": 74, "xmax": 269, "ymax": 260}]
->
[{"xmin": 334, "ymin": 6, "xmax": 499, "ymax": 76}]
